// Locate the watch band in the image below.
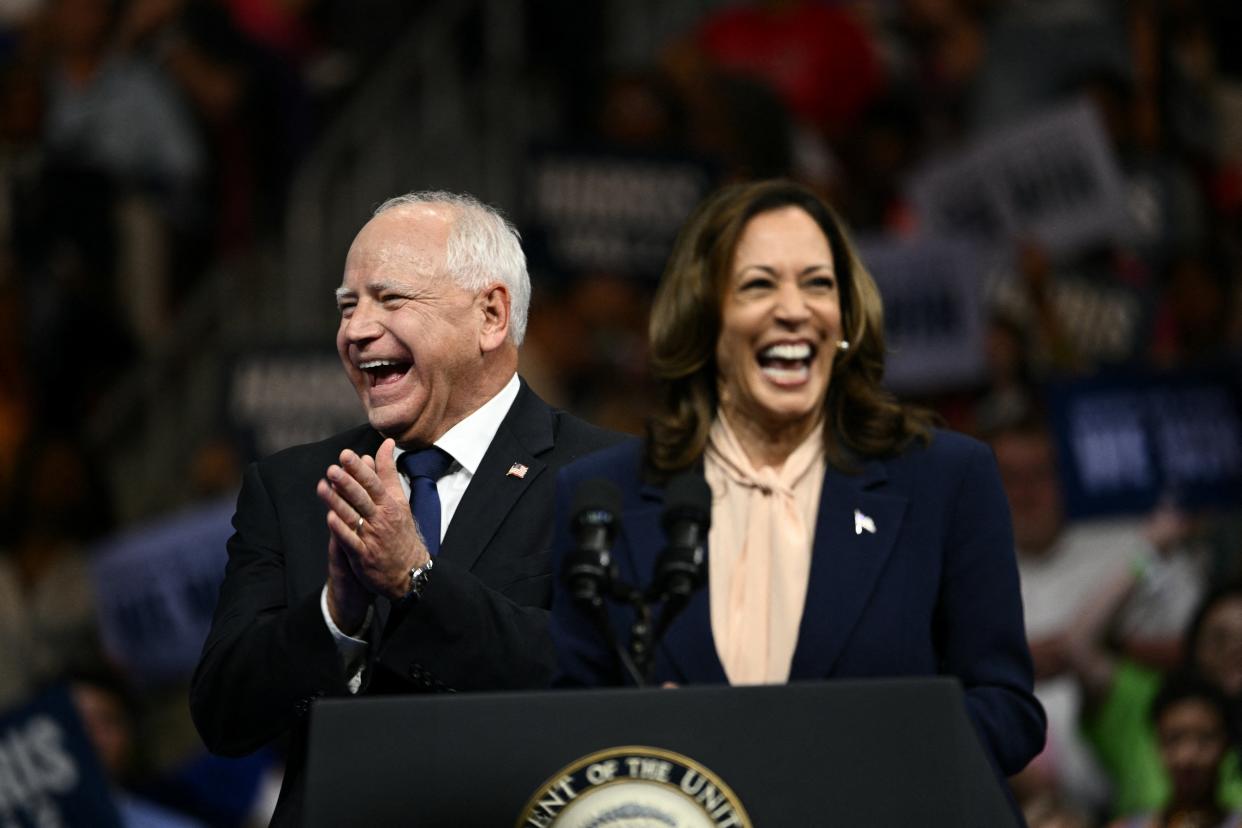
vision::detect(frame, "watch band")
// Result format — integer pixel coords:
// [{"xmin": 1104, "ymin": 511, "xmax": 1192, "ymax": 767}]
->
[{"xmin": 405, "ymin": 557, "xmax": 434, "ymax": 601}]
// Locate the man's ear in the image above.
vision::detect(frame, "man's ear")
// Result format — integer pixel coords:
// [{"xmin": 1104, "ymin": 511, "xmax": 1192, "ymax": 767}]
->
[{"xmin": 477, "ymin": 283, "xmax": 511, "ymax": 352}]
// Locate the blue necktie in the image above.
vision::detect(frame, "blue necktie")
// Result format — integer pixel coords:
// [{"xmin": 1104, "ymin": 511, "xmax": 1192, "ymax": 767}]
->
[{"xmin": 398, "ymin": 447, "xmax": 454, "ymax": 557}]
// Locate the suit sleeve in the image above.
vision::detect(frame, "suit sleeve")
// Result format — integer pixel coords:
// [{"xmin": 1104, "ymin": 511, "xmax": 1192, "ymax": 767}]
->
[
  {"xmin": 190, "ymin": 462, "xmax": 350, "ymax": 757},
  {"xmin": 940, "ymin": 440, "xmax": 1047, "ymax": 776},
  {"xmin": 368, "ymin": 559, "xmax": 556, "ymax": 692}
]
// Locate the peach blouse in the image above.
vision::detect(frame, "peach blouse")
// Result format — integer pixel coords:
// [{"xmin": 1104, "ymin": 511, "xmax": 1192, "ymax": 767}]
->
[{"xmin": 704, "ymin": 414, "xmax": 825, "ymax": 684}]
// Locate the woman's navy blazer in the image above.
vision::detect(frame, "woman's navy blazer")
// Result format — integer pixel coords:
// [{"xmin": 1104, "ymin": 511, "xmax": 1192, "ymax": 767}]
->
[{"xmin": 549, "ymin": 430, "xmax": 1046, "ymax": 777}]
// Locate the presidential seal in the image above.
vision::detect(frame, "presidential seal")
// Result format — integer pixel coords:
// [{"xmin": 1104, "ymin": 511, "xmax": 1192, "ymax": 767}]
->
[{"xmin": 518, "ymin": 745, "xmax": 752, "ymax": 828}]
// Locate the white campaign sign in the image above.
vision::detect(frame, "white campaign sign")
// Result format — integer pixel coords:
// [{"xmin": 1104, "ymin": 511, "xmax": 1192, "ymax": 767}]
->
[{"xmin": 908, "ymin": 99, "xmax": 1130, "ymax": 254}]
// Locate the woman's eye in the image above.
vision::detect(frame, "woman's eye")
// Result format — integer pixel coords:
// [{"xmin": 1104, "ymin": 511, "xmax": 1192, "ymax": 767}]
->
[
  {"xmin": 804, "ymin": 275, "xmax": 835, "ymax": 291},
  {"xmin": 739, "ymin": 277, "xmax": 773, "ymax": 292}
]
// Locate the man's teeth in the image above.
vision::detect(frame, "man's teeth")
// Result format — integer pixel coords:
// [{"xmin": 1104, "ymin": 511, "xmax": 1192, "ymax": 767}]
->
[
  {"xmin": 359, "ymin": 359, "xmax": 403, "ymax": 370},
  {"xmin": 760, "ymin": 343, "xmax": 812, "ymax": 360}
]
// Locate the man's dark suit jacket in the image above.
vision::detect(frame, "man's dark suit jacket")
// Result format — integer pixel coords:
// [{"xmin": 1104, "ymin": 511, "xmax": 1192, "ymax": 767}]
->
[
  {"xmin": 550, "ymin": 431, "xmax": 1046, "ymax": 781},
  {"xmin": 190, "ymin": 381, "xmax": 621, "ymax": 826}
]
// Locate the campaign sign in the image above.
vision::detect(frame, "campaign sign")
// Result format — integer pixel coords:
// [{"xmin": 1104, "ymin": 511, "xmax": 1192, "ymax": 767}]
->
[
  {"xmin": 1047, "ymin": 369, "xmax": 1242, "ymax": 520},
  {"xmin": 226, "ymin": 347, "xmax": 362, "ymax": 458},
  {"xmin": 89, "ymin": 497, "xmax": 235, "ymax": 686},
  {"xmin": 908, "ymin": 98, "xmax": 1130, "ymax": 255},
  {"xmin": 0, "ymin": 686, "xmax": 122, "ymax": 828},
  {"xmin": 523, "ymin": 145, "xmax": 718, "ymax": 284},
  {"xmin": 857, "ymin": 237, "xmax": 986, "ymax": 394}
]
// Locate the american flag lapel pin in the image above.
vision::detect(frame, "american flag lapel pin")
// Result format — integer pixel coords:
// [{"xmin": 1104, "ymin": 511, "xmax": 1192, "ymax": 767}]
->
[{"xmin": 506, "ymin": 462, "xmax": 529, "ymax": 479}]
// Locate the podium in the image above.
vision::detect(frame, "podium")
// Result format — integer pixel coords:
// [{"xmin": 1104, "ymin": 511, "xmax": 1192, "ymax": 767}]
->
[{"xmin": 304, "ymin": 677, "xmax": 1018, "ymax": 826}]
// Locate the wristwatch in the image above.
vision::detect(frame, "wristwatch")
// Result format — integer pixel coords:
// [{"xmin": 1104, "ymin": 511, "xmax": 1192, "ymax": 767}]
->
[{"xmin": 405, "ymin": 558, "xmax": 434, "ymax": 601}]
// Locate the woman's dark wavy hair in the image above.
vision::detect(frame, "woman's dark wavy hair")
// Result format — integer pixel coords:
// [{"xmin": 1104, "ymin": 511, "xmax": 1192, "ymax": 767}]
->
[{"xmin": 645, "ymin": 179, "xmax": 936, "ymax": 475}]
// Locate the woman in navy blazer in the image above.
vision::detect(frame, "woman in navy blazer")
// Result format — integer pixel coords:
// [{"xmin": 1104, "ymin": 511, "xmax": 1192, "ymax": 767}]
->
[{"xmin": 549, "ymin": 180, "xmax": 1045, "ymax": 782}]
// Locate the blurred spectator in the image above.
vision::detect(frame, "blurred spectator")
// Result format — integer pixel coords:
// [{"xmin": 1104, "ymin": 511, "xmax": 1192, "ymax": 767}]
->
[
  {"xmin": 187, "ymin": 434, "xmax": 242, "ymax": 502},
  {"xmin": 1071, "ymin": 65, "xmax": 1205, "ymax": 273},
  {"xmin": 524, "ymin": 0, "xmax": 607, "ymax": 142},
  {"xmin": 1149, "ymin": 247, "xmax": 1236, "ymax": 370},
  {"xmin": 71, "ymin": 668, "xmax": 207, "ymax": 828},
  {"xmin": 985, "ymin": 240, "xmax": 1149, "ymax": 377},
  {"xmin": 590, "ymin": 62, "xmax": 792, "ymax": 184},
  {"xmin": 973, "ymin": 310, "xmax": 1038, "ymax": 435},
  {"xmin": 681, "ymin": 0, "xmax": 884, "ymax": 141},
  {"xmin": 12, "ymin": 163, "xmax": 141, "ymax": 419},
  {"xmin": 892, "ymin": 0, "xmax": 990, "ymax": 149},
  {"xmin": 972, "ymin": 1, "xmax": 1131, "ymax": 130},
  {"xmin": 1081, "ymin": 584, "xmax": 1242, "ymax": 819},
  {"xmin": 688, "ymin": 70, "xmax": 793, "ymax": 182},
  {"xmin": 592, "ymin": 69, "xmax": 688, "ymax": 154},
  {"xmin": 42, "ymin": 0, "xmax": 204, "ymax": 203},
  {"xmin": 1104, "ymin": 673, "xmax": 1241, "ymax": 828},
  {"xmin": 1023, "ymin": 792, "xmax": 1096, "ymax": 828},
  {"xmin": 994, "ymin": 418, "xmax": 1205, "ymax": 811},
  {"xmin": 8, "ymin": 0, "xmax": 210, "ymax": 354},
  {"xmin": 829, "ymin": 91, "xmax": 924, "ymax": 233},
  {"xmin": 521, "ymin": 272, "xmax": 651, "ymax": 437},
  {"xmin": 662, "ymin": 0, "xmax": 879, "ymax": 188},
  {"xmin": 0, "ymin": 433, "xmax": 112, "ymax": 706},
  {"xmin": 0, "ymin": 277, "xmax": 30, "ymax": 503},
  {"xmin": 116, "ymin": 0, "xmax": 315, "ymax": 253},
  {"xmin": 219, "ymin": 0, "xmax": 317, "ymax": 63}
]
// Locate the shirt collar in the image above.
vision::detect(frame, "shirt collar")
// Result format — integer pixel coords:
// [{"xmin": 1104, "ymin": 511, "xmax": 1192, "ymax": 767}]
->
[{"xmin": 392, "ymin": 373, "xmax": 520, "ymax": 476}]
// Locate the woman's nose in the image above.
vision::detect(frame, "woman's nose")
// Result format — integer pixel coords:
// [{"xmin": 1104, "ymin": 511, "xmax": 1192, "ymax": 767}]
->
[{"xmin": 774, "ymin": 282, "xmax": 810, "ymax": 322}]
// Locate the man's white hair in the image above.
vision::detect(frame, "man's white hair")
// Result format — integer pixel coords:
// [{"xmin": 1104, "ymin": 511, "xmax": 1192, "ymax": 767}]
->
[{"xmin": 374, "ymin": 191, "xmax": 530, "ymax": 345}]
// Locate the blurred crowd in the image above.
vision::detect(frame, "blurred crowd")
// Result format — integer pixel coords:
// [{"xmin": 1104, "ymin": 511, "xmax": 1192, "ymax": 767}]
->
[{"xmin": 0, "ymin": 0, "xmax": 1240, "ymax": 826}]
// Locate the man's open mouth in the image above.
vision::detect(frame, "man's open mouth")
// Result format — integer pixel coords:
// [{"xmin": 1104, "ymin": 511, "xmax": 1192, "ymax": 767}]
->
[
  {"xmin": 756, "ymin": 341, "xmax": 815, "ymax": 384},
  {"xmin": 358, "ymin": 358, "xmax": 412, "ymax": 388}
]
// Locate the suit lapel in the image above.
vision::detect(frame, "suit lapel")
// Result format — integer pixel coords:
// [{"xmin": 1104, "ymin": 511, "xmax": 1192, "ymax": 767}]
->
[
  {"xmin": 371, "ymin": 387, "xmax": 552, "ymax": 651},
  {"xmin": 439, "ymin": 382, "xmax": 552, "ymax": 571},
  {"xmin": 789, "ymin": 460, "xmax": 907, "ymax": 679}
]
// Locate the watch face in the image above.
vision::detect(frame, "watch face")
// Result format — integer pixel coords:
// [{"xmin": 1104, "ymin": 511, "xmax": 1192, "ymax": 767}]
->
[{"xmin": 408, "ymin": 559, "xmax": 433, "ymax": 598}]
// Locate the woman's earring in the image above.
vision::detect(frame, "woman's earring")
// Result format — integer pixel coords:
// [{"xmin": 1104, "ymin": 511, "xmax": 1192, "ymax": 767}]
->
[{"xmin": 836, "ymin": 340, "xmax": 850, "ymax": 352}]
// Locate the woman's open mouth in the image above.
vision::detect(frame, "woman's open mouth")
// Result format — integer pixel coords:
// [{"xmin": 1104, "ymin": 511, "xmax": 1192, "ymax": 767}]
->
[{"xmin": 756, "ymin": 341, "xmax": 815, "ymax": 385}]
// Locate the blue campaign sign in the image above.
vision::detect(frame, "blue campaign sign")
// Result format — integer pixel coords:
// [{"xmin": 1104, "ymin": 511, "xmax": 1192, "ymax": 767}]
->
[
  {"xmin": 1047, "ymin": 369, "xmax": 1242, "ymax": 519},
  {"xmin": 857, "ymin": 237, "xmax": 987, "ymax": 394},
  {"xmin": 522, "ymin": 144, "xmax": 719, "ymax": 285},
  {"xmin": 226, "ymin": 346, "xmax": 363, "ymax": 459},
  {"xmin": 89, "ymin": 497, "xmax": 235, "ymax": 686},
  {"xmin": 0, "ymin": 686, "xmax": 122, "ymax": 827}
]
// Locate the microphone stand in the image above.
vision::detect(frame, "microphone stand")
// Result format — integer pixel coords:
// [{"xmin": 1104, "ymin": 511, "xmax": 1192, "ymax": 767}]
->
[{"xmin": 565, "ymin": 473, "xmax": 708, "ymax": 688}]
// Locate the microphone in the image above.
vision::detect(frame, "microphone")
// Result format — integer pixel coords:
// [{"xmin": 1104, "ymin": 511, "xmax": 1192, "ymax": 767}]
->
[
  {"xmin": 650, "ymin": 472, "xmax": 711, "ymax": 605},
  {"xmin": 564, "ymin": 478, "xmax": 623, "ymax": 607}
]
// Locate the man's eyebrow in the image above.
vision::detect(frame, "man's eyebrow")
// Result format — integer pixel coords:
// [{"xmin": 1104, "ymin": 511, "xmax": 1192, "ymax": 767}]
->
[
  {"xmin": 368, "ymin": 278, "xmax": 414, "ymax": 294},
  {"xmin": 336, "ymin": 279, "xmax": 419, "ymax": 300}
]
